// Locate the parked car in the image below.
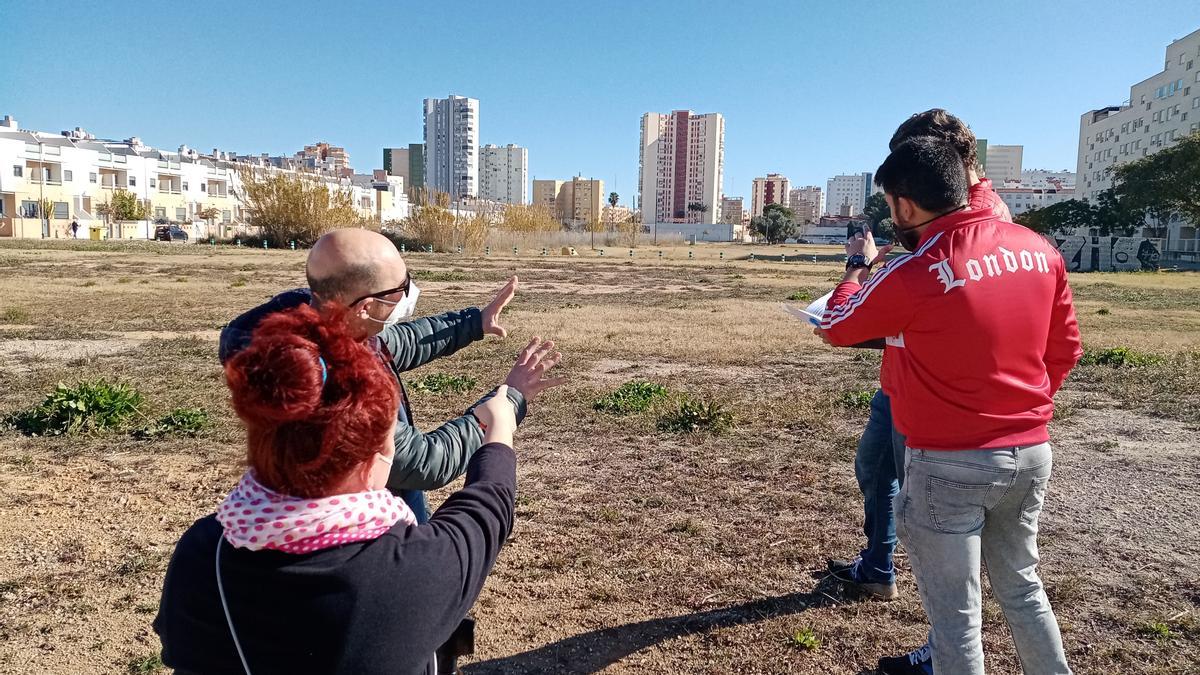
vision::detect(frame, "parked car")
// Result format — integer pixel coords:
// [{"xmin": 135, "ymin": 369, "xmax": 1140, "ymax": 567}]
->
[{"xmin": 154, "ymin": 225, "xmax": 189, "ymax": 242}]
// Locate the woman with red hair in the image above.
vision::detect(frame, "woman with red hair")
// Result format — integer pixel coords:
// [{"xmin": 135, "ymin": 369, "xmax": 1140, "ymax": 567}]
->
[{"xmin": 155, "ymin": 304, "xmax": 555, "ymax": 675}]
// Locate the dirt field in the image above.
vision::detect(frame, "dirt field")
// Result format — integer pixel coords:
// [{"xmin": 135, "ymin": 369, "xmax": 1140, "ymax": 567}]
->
[{"xmin": 0, "ymin": 240, "xmax": 1197, "ymax": 674}]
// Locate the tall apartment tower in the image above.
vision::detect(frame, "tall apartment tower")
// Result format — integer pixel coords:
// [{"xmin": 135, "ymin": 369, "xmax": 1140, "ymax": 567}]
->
[
  {"xmin": 479, "ymin": 144, "xmax": 528, "ymax": 204},
  {"xmin": 751, "ymin": 173, "xmax": 790, "ymax": 217},
  {"xmin": 638, "ymin": 110, "xmax": 724, "ymax": 226},
  {"xmin": 423, "ymin": 95, "xmax": 479, "ymax": 200}
]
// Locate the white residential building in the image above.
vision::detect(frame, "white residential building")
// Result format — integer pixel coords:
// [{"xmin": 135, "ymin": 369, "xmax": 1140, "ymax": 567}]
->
[
  {"xmin": 996, "ymin": 187, "xmax": 1075, "ymax": 218},
  {"xmin": 0, "ymin": 115, "xmax": 405, "ymax": 240},
  {"xmin": 825, "ymin": 173, "xmax": 874, "ymax": 216},
  {"xmin": 986, "ymin": 145, "xmax": 1024, "ymax": 185},
  {"xmin": 479, "ymin": 144, "xmax": 527, "ymax": 205},
  {"xmin": 750, "ymin": 173, "xmax": 789, "ymax": 217},
  {"xmin": 1019, "ymin": 169, "xmax": 1076, "ymax": 190},
  {"xmin": 1077, "ymin": 26, "xmax": 1200, "ymax": 256},
  {"xmin": 638, "ymin": 110, "xmax": 725, "ymax": 237},
  {"xmin": 424, "ymin": 95, "xmax": 479, "ymax": 199}
]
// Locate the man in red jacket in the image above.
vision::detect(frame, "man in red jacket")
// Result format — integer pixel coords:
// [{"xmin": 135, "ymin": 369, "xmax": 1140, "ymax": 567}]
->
[
  {"xmin": 821, "ymin": 137, "xmax": 1080, "ymax": 675},
  {"xmin": 826, "ymin": 111, "xmax": 1015, "ymax": 613}
]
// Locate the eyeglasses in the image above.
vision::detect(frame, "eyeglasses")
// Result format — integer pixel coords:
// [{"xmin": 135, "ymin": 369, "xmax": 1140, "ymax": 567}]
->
[{"xmin": 349, "ymin": 272, "xmax": 412, "ymax": 307}]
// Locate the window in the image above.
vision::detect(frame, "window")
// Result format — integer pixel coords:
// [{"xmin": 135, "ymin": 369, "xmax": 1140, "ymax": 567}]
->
[
  {"xmin": 150, "ymin": 178, "xmax": 156, "ymax": 188},
  {"xmin": 129, "ymin": 176, "xmax": 136, "ymax": 186},
  {"xmin": 1195, "ymin": 97, "xmax": 1200, "ymax": 109},
  {"xmin": 53, "ymin": 202, "xmax": 68, "ymax": 219},
  {"xmin": 182, "ymin": 181, "xmax": 188, "ymax": 191},
  {"xmin": 222, "ymin": 210, "xmax": 231, "ymax": 223},
  {"xmin": 89, "ymin": 172, "xmax": 97, "ymax": 183},
  {"xmin": 13, "ymin": 165, "xmax": 21, "ymax": 177},
  {"xmin": 64, "ymin": 169, "xmax": 73, "ymax": 182},
  {"xmin": 200, "ymin": 183, "xmax": 206, "ymax": 192},
  {"xmin": 20, "ymin": 200, "xmax": 38, "ymax": 217},
  {"xmin": 154, "ymin": 207, "xmax": 167, "ymax": 219},
  {"xmin": 175, "ymin": 208, "xmax": 186, "ymax": 221}
]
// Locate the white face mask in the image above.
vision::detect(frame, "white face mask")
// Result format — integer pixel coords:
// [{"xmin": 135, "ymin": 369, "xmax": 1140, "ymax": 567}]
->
[{"xmin": 366, "ymin": 283, "xmax": 420, "ymax": 328}]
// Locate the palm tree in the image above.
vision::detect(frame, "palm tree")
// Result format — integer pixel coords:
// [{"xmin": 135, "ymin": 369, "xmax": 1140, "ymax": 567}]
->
[
  {"xmin": 602, "ymin": 192, "xmax": 618, "ymax": 249},
  {"xmin": 687, "ymin": 202, "xmax": 709, "ymax": 223}
]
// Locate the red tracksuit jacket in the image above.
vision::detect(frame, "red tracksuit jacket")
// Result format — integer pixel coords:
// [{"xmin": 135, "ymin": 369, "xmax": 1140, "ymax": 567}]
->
[{"xmin": 821, "ymin": 204, "xmax": 1082, "ymax": 451}]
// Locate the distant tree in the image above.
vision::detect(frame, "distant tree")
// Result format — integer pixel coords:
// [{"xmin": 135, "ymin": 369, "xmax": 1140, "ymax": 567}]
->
[
  {"xmin": 1015, "ymin": 191, "xmax": 1141, "ymax": 238},
  {"xmin": 236, "ymin": 168, "xmax": 368, "ymax": 246},
  {"xmin": 617, "ymin": 214, "xmax": 640, "ymax": 248},
  {"xmin": 1015, "ymin": 199, "xmax": 1098, "ymax": 236},
  {"xmin": 862, "ymin": 192, "xmax": 891, "ymax": 230},
  {"xmin": 608, "ymin": 192, "xmax": 619, "ymax": 209},
  {"xmin": 751, "ymin": 203, "xmax": 798, "ymax": 244},
  {"xmin": 498, "ymin": 204, "xmax": 561, "ymax": 234},
  {"xmin": 97, "ymin": 189, "xmax": 148, "ymax": 224},
  {"xmin": 687, "ymin": 202, "xmax": 710, "ymax": 216},
  {"xmin": 38, "ymin": 198, "xmax": 53, "ymax": 235},
  {"xmin": 197, "ymin": 206, "xmax": 220, "ymax": 238},
  {"xmin": 1110, "ymin": 131, "xmax": 1200, "ymax": 237}
]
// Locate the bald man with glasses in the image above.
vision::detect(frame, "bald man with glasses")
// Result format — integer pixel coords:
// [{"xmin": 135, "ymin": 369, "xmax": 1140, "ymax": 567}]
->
[{"xmin": 219, "ymin": 228, "xmax": 565, "ymax": 524}]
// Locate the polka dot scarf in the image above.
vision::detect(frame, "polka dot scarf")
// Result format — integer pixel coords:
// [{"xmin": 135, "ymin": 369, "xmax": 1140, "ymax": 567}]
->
[{"xmin": 216, "ymin": 472, "xmax": 418, "ymax": 554}]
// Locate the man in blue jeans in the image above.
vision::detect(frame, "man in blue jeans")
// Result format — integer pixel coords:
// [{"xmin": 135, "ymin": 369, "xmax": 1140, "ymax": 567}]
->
[
  {"xmin": 822, "ymin": 138, "xmax": 1080, "ymax": 675},
  {"xmin": 826, "ymin": 389, "xmax": 907, "ymax": 599}
]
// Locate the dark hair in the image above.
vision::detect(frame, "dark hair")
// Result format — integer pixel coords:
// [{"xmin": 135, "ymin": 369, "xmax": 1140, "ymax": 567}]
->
[
  {"xmin": 889, "ymin": 109, "xmax": 978, "ymax": 171},
  {"xmin": 875, "ymin": 137, "xmax": 969, "ymax": 213},
  {"xmin": 306, "ymin": 262, "xmax": 378, "ymax": 305},
  {"xmin": 224, "ymin": 304, "xmax": 399, "ymax": 498}
]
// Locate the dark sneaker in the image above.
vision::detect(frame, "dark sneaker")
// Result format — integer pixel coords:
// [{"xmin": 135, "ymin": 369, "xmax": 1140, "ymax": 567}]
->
[
  {"xmin": 878, "ymin": 644, "xmax": 933, "ymax": 675},
  {"xmin": 826, "ymin": 556, "xmax": 898, "ymax": 600}
]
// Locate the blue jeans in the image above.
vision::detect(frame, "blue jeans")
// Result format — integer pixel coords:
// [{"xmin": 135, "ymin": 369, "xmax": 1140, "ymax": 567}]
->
[
  {"xmin": 854, "ymin": 390, "xmax": 907, "ymax": 583},
  {"xmin": 401, "ymin": 489, "xmax": 430, "ymax": 525}
]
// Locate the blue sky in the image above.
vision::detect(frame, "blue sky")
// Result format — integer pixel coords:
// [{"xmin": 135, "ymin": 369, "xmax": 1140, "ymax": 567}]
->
[{"xmin": 2, "ymin": 1, "xmax": 1198, "ymax": 205}]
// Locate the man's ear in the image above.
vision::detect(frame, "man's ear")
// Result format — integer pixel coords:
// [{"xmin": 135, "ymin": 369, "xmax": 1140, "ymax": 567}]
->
[{"xmin": 895, "ymin": 196, "xmax": 918, "ymax": 224}]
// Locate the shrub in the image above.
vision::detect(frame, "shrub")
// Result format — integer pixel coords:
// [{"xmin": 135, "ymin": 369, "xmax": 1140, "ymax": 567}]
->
[
  {"xmin": 1096, "ymin": 308, "xmax": 1110, "ymax": 315},
  {"xmin": 5, "ymin": 380, "xmax": 145, "ymax": 436},
  {"xmin": 414, "ymin": 270, "xmax": 468, "ymax": 282},
  {"xmin": 786, "ymin": 290, "xmax": 812, "ymax": 302},
  {"xmin": 657, "ymin": 396, "xmax": 733, "ymax": 434},
  {"xmin": 838, "ymin": 390, "xmax": 875, "ymax": 409},
  {"xmin": 133, "ymin": 408, "xmax": 211, "ymax": 439},
  {"xmin": 1079, "ymin": 347, "xmax": 1162, "ymax": 367},
  {"xmin": 666, "ymin": 518, "xmax": 702, "ymax": 536},
  {"xmin": 789, "ymin": 627, "xmax": 821, "ymax": 651},
  {"xmin": 1, "ymin": 307, "xmax": 29, "ymax": 323},
  {"xmin": 594, "ymin": 380, "xmax": 669, "ymax": 415},
  {"xmin": 410, "ymin": 373, "xmax": 478, "ymax": 395}
]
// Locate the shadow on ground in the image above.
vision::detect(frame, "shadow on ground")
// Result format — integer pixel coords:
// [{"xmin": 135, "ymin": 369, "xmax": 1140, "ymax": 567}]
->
[{"xmin": 464, "ymin": 577, "xmax": 862, "ymax": 674}]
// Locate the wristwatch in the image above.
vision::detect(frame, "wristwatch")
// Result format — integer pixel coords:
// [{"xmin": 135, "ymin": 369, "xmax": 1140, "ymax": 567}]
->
[{"xmin": 845, "ymin": 253, "xmax": 871, "ymax": 271}]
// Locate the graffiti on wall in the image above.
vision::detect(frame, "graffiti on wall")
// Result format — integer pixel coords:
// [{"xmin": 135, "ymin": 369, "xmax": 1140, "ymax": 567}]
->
[{"xmin": 1054, "ymin": 236, "xmax": 1160, "ymax": 272}]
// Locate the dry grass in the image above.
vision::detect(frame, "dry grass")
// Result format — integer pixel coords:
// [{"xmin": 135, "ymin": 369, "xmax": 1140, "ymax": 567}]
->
[{"xmin": 0, "ymin": 240, "xmax": 1197, "ymax": 674}]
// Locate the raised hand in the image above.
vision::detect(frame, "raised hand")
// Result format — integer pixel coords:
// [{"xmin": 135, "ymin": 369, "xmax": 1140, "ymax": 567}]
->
[
  {"xmin": 504, "ymin": 337, "xmax": 566, "ymax": 401},
  {"xmin": 482, "ymin": 276, "xmax": 518, "ymax": 337}
]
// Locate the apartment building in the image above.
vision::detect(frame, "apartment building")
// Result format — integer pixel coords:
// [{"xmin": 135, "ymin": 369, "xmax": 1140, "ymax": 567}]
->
[
  {"xmin": 750, "ymin": 173, "xmax": 789, "ymax": 218},
  {"xmin": 296, "ymin": 142, "xmax": 353, "ymax": 178},
  {"xmin": 638, "ymin": 110, "xmax": 724, "ymax": 230},
  {"xmin": 533, "ymin": 176, "xmax": 603, "ymax": 226},
  {"xmin": 720, "ymin": 196, "xmax": 743, "ymax": 225},
  {"xmin": 0, "ymin": 116, "xmax": 406, "ymax": 240},
  {"xmin": 985, "ymin": 144, "xmax": 1023, "ymax": 185},
  {"xmin": 788, "ymin": 185, "xmax": 824, "ymax": 224},
  {"xmin": 479, "ymin": 144, "xmax": 528, "ymax": 205},
  {"xmin": 383, "ymin": 145, "xmax": 426, "ymax": 199},
  {"xmin": 1077, "ymin": 26, "xmax": 1200, "ymax": 255},
  {"xmin": 995, "ymin": 187, "xmax": 1075, "ymax": 218},
  {"xmin": 825, "ymin": 173, "xmax": 874, "ymax": 216},
  {"xmin": 424, "ymin": 95, "xmax": 479, "ymax": 199}
]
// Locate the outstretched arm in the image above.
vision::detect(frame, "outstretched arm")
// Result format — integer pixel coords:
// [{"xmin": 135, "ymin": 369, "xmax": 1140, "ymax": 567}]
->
[{"xmin": 378, "ymin": 276, "xmax": 518, "ymax": 372}]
